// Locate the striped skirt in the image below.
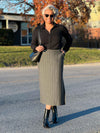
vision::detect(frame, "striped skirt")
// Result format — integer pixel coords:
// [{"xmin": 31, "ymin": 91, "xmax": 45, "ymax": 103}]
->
[{"xmin": 37, "ymin": 49, "xmax": 65, "ymax": 106}]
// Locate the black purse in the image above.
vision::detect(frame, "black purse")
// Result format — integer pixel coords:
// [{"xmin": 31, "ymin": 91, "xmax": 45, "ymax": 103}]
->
[{"xmin": 29, "ymin": 27, "xmax": 42, "ymax": 62}]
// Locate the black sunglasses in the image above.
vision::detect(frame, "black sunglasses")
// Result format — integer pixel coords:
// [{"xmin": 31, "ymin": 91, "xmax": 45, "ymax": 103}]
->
[{"xmin": 45, "ymin": 14, "xmax": 54, "ymax": 18}]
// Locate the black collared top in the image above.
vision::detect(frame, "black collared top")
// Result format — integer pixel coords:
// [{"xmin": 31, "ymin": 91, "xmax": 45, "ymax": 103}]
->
[{"xmin": 31, "ymin": 22, "xmax": 73, "ymax": 52}]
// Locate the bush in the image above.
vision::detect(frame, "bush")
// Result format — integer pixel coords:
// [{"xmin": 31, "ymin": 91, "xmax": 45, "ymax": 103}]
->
[
  {"xmin": 0, "ymin": 29, "xmax": 14, "ymax": 46},
  {"xmin": 72, "ymin": 38, "xmax": 100, "ymax": 48}
]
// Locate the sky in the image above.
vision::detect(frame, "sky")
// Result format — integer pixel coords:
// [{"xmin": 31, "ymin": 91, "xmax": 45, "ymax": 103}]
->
[{"xmin": 0, "ymin": 0, "xmax": 34, "ymax": 14}]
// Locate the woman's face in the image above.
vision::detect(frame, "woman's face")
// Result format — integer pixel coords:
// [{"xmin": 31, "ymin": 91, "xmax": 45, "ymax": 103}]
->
[{"xmin": 43, "ymin": 9, "xmax": 55, "ymax": 24}]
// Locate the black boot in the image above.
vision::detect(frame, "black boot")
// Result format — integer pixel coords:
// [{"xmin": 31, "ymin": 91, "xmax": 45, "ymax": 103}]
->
[
  {"xmin": 52, "ymin": 106, "xmax": 58, "ymax": 123},
  {"xmin": 43, "ymin": 109, "xmax": 50, "ymax": 128}
]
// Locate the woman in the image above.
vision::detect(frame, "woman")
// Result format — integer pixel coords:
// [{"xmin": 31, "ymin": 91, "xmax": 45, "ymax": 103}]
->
[{"xmin": 31, "ymin": 4, "xmax": 72, "ymax": 128}]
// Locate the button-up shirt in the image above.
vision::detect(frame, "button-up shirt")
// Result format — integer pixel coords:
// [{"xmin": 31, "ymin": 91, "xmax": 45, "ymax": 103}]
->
[{"xmin": 31, "ymin": 22, "xmax": 73, "ymax": 52}]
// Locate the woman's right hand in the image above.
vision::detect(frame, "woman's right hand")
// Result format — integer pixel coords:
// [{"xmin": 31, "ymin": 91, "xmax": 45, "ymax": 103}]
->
[{"xmin": 35, "ymin": 45, "xmax": 44, "ymax": 52}]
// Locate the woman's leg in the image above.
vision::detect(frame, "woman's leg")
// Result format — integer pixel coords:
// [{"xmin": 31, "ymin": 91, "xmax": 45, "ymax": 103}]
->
[{"xmin": 46, "ymin": 105, "xmax": 52, "ymax": 110}]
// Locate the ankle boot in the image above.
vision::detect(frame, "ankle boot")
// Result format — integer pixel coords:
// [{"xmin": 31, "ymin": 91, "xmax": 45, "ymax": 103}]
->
[
  {"xmin": 43, "ymin": 109, "xmax": 50, "ymax": 128},
  {"xmin": 52, "ymin": 106, "xmax": 58, "ymax": 123}
]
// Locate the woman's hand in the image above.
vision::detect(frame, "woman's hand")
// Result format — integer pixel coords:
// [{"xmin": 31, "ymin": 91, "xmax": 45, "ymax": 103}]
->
[
  {"xmin": 61, "ymin": 49, "xmax": 65, "ymax": 54},
  {"xmin": 35, "ymin": 45, "xmax": 44, "ymax": 52}
]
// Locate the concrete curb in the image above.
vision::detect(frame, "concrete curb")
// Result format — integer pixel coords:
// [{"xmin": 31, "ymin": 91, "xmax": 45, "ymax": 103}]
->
[{"xmin": 0, "ymin": 63, "xmax": 100, "ymax": 70}]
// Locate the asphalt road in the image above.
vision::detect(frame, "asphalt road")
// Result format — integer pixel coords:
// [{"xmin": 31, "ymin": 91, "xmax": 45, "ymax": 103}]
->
[{"xmin": 0, "ymin": 64, "xmax": 100, "ymax": 133}]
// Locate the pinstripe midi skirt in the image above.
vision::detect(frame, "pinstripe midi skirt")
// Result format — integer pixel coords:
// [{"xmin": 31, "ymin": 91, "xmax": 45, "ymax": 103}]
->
[{"xmin": 37, "ymin": 49, "xmax": 65, "ymax": 106}]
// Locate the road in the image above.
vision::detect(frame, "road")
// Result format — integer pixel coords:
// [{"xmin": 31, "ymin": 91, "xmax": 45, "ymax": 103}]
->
[{"xmin": 0, "ymin": 64, "xmax": 100, "ymax": 133}]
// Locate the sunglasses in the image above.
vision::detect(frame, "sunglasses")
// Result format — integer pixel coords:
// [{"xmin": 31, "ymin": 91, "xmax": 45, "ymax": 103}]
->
[{"xmin": 45, "ymin": 14, "xmax": 54, "ymax": 18}]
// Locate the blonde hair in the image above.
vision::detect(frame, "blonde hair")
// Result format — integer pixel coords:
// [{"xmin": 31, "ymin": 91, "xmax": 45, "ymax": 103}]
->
[{"xmin": 42, "ymin": 4, "xmax": 58, "ymax": 17}]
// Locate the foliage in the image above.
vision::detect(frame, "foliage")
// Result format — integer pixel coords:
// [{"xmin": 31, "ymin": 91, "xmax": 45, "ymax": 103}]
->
[
  {"xmin": 1, "ymin": 0, "xmax": 95, "ymax": 26},
  {"xmin": 0, "ymin": 29, "xmax": 14, "ymax": 46},
  {"xmin": 31, "ymin": 0, "xmax": 95, "ymax": 26},
  {"xmin": 74, "ymin": 24, "xmax": 90, "ymax": 40},
  {"xmin": 71, "ymin": 23, "xmax": 100, "ymax": 48},
  {"xmin": 98, "ymin": 1, "xmax": 100, "ymax": 12}
]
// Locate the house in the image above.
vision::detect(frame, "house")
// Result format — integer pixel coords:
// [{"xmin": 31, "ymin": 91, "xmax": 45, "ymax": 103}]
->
[{"xmin": 0, "ymin": 9, "xmax": 33, "ymax": 45}]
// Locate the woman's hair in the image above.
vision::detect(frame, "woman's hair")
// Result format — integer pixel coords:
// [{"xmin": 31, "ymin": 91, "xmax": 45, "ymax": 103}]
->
[{"xmin": 42, "ymin": 4, "xmax": 58, "ymax": 17}]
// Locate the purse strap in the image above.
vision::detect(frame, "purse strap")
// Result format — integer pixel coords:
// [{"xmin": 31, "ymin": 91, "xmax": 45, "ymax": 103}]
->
[{"xmin": 38, "ymin": 27, "xmax": 41, "ymax": 45}]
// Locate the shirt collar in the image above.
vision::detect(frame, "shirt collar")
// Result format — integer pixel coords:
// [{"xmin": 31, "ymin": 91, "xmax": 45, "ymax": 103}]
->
[{"xmin": 40, "ymin": 22, "xmax": 58, "ymax": 30}]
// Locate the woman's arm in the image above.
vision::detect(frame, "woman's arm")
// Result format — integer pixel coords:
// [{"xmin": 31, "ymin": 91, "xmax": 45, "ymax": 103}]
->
[
  {"xmin": 31, "ymin": 27, "xmax": 44, "ymax": 52},
  {"xmin": 62, "ymin": 25, "xmax": 73, "ymax": 53},
  {"xmin": 31, "ymin": 27, "xmax": 38, "ymax": 52}
]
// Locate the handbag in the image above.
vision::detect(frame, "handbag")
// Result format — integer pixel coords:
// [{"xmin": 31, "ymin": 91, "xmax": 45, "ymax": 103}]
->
[
  {"xmin": 29, "ymin": 27, "xmax": 42, "ymax": 62},
  {"xmin": 29, "ymin": 51, "xmax": 42, "ymax": 62}
]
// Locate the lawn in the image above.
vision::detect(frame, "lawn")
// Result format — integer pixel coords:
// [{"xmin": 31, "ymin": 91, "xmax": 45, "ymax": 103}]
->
[{"xmin": 0, "ymin": 46, "xmax": 100, "ymax": 67}]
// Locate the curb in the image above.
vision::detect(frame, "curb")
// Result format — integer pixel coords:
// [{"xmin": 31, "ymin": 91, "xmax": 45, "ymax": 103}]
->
[{"xmin": 0, "ymin": 63, "xmax": 100, "ymax": 70}]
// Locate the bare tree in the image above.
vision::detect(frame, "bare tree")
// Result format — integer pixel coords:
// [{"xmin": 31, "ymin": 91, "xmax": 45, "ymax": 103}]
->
[{"xmin": 0, "ymin": 0, "xmax": 34, "ymax": 14}]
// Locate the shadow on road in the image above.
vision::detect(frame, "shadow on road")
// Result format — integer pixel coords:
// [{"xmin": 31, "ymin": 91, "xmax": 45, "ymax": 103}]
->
[{"xmin": 51, "ymin": 106, "xmax": 100, "ymax": 128}]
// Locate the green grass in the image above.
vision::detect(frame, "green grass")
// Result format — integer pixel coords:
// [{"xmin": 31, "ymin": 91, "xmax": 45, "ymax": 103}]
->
[
  {"xmin": 64, "ymin": 47, "xmax": 100, "ymax": 65},
  {"xmin": 0, "ymin": 46, "xmax": 36, "ymax": 67},
  {"xmin": 0, "ymin": 46, "xmax": 100, "ymax": 67}
]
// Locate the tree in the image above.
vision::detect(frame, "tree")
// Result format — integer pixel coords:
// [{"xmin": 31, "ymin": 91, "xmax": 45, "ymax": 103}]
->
[
  {"xmin": 0, "ymin": 0, "xmax": 34, "ymax": 14},
  {"xmin": 31, "ymin": 0, "xmax": 95, "ymax": 26},
  {"xmin": 0, "ymin": 0, "xmax": 95, "ymax": 27},
  {"xmin": 98, "ymin": 1, "xmax": 100, "ymax": 12}
]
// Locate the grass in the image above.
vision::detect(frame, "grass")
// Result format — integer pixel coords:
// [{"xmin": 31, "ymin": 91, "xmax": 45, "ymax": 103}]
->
[
  {"xmin": 0, "ymin": 46, "xmax": 100, "ymax": 67},
  {"xmin": 64, "ymin": 47, "xmax": 100, "ymax": 65},
  {"xmin": 0, "ymin": 46, "xmax": 36, "ymax": 67}
]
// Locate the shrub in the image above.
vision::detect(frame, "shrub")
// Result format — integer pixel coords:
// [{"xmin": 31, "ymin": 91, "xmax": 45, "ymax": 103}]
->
[{"xmin": 0, "ymin": 29, "xmax": 14, "ymax": 46}]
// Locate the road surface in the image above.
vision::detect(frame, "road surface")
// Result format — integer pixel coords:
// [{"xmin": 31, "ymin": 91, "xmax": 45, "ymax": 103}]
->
[{"xmin": 0, "ymin": 64, "xmax": 100, "ymax": 133}]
